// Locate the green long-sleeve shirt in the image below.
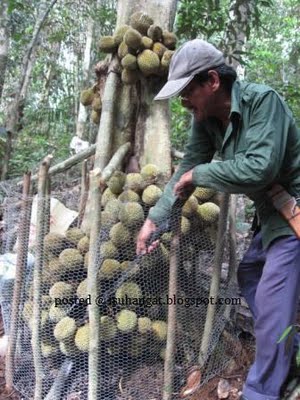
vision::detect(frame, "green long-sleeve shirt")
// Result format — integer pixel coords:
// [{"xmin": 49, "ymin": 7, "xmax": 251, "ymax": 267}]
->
[{"xmin": 148, "ymin": 81, "xmax": 300, "ymax": 249}]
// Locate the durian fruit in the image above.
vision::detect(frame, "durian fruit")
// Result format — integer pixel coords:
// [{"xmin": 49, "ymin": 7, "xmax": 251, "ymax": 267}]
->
[
  {"xmin": 75, "ymin": 324, "xmax": 89, "ymax": 352},
  {"xmin": 161, "ymin": 50, "xmax": 174, "ymax": 69},
  {"xmin": 124, "ymin": 28, "xmax": 142, "ymax": 50},
  {"xmin": 65, "ymin": 228, "xmax": 85, "ymax": 246},
  {"xmin": 197, "ymin": 202, "xmax": 220, "ymax": 224},
  {"xmin": 121, "ymin": 69, "xmax": 139, "ymax": 85},
  {"xmin": 44, "ymin": 233, "xmax": 66, "ymax": 256},
  {"xmin": 137, "ymin": 50, "xmax": 160, "ymax": 76},
  {"xmin": 141, "ymin": 36, "xmax": 153, "ymax": 49},
  {"xmin": 107, "ymin": 171, "xmax": 126, "ymax": 195},
  {"xmin": 116, "ymin": 309, "xmax": 137, "ymax": 333},
  {"xmin": 121, "ymin": 54, "xmax": 138, "ymax": 70},
  {"xmin": 138, "ymin": 317, "xmax": 152, "ymax": 334},
  {"xmin": 100, "ymin": 316, "xmax": 117, "ymax": 341},
  {"xmin": 152, "ymin": 42, "xmax": 167, "ymax": 59},
  {"xmin": 100, "ymin": 241, "xmax": 118, "ymax": 259},
  {"xmin": 59, "ymin": 248, "xmax": 84, "ymax": 272},
  {"xmin": 54, "ymin": 316, "xmax": 76, "ymax": 342},
  {"xmin": 49, "ymin": 281, "xmax": 74, "ymax": 300},
  {"xmin": 114, "ymin": 25, "xmax": 130, "ymax": 45},
  {"xmin": 92, "ymin": 95, "xmax": 102, "ymax": 112},
  {"xmin": 115, "ymin": 282, "xmax": 142, "ymax": 302},
  {"xmin": 77, "ymin": 236, "xmax": 90, "ymax": 255},
  {"xmin": 162, "ymin": 31, "xmax": 177, "ymax": 49},
  {"xmin": 118, "ymin": 41, "xmax": 130, "ymax": 59},
  {"xmin": 193, "ymin": 186, "xmax": 216, "ymax": 202},
  {"xmin": 120, "ymin": 260, "xmax": 131, "ymax": 272},
  {"xmin": 101, "ymin": 188, "xmax": 117, "ymax": 207},
  {"xmin": 48, "ymin": 258, "xmax": 63, "ymax": 274},
  {"xmin": 99, "ymin": 36, "xmax": 117, "ymax": 53},
  {"xmin": 130, "ymin": 12, "xmax": 154, "ymax": 35},
  {"xmin": 105, "ymin": 199, "xmax": 122, "ymax": 215},
  {"xmin": 49, "ymin": 303, "xmax": 69, "ymax": 323},
  {"xmin": 76, "ymin": 279, "xmax": 88, "ymax": 299},
  {"xmin": 140, "ymin": 164, "xmax": 161, "ymax": 182},
  {"xmin": 80, "ymin": 88, "xmax": 94, "ymax": 106},
  {"xmin": 161, "ymin": 232, "xmax": 172, "ymax": 250},
  {"xmin": 99, "ymin": 259, "xmax": 121, "ymax": 279},
  {"xmin": 182, "ymin": 195, "xmax": 198, "ymax": 218},
  {"xmin": 59, "ymin": 340, "xmax": 79, "ymax": 357},
  {"xmin": 125, "ymin": 173, "xmax": 143, "ymax": 192},
  {"xmin": 91, "ymin": 110, "xmax": 101, "ymax": 124},
  {"xmin": 101, "ymin": 211, "xmax": 118, "ymax": 229},
  {"xmin": 109, "ymin": 222, "xmax": 131, "ymax": 247},
  {"xmin": 147, "ymin": 24, "xmax": 162, "ymax": 41},
  {"xmin": 152, "ymin": 320, "xmax": 168, "ymax": 341},
  {"xmin": 118, "ymin": 189, "xmax": 140, "ymax": 203},
  {"xmin": 118, "ymin": 202, "xmax": 144, "ymax": 228},
  {"xmin": 41, "ymin": 342, "xmax": 59, "ymax": 358},
  {"xmin": 142, "ymin": 184, "xmax": 162, "ymax": 206},
  {"xmin": 181, "ymin": 216, "xmax": 191, "ymax": 235}
]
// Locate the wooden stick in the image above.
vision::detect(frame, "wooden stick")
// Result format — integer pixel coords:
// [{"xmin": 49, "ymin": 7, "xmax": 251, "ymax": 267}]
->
[
  {"xmin": 5, "ymin": 173, "xmax": 32, "ymax": 390},
  {"xmin": 198, "ymin": 192, "xmax": 230, "ymax": 366},
  {"xmin": 78, "ymin": 160, "xmax": 89, "ymax": 228},
  {"xmin": 88, "ymin": 168, "xmax": 102, "ymax": 400},
  {"xmin": 32, "ymin": 155, "xmax": 52, "ymax": 400},
  {"xmin": 101, "ymin": 142, "xmax": 131, "ymax": 183}
]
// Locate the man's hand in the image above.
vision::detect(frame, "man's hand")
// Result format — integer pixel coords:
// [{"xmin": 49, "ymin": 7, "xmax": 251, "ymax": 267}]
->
[
  {"xmin": 174, "ymin": 169, "xmax": 194, "ymax": 199},
  {"xmin": 136, "ymin": 218, "xmax": 159, "ymax": 255}
]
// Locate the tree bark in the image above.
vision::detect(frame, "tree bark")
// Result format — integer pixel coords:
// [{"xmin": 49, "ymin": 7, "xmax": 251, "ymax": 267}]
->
[{"xmin": 0, "ymin": 0, "xmax": 9, "ymax": 103}]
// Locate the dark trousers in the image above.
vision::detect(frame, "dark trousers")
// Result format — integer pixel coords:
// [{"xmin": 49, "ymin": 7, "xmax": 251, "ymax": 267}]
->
[{"xmin": 237, "ymin": 232, "xmax": 300, "ymax": 400}]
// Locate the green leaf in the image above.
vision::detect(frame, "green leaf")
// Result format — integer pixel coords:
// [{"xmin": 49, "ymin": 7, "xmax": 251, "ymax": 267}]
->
[{"xmin": 277, "ymin": 325, "xmax": 296, "ymax": 343}]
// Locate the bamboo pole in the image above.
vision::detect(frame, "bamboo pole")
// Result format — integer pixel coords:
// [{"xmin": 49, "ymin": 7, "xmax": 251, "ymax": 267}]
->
[
  {"xmin": 32, "ymin": 155, "xmax": 52, "ymax": 400},
  {"xmin": 198, "ymin": 192, "xmax": 230, "ymax": 366},
  {"xmin": 5, "ymin": 173, "xmax": 32, "ymax": 390}
]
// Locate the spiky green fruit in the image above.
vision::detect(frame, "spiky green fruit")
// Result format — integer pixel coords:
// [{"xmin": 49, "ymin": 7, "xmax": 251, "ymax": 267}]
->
[
  {"xmin": 80, "ymin": 88, "xmax": 94, "ymax": 106},
  {"xmin": 121, "ymin": 68, "xmax": 139, "ymax": 85},
  {"xmin": 118, "ymin": 202, "xmax": 144, "ymax": 228},
  {"xmin": 98, "ymin": 36, "xmax": 117, "ymax": 53},
  {"xmin": 101, "ymin": 211, "xmax": 118, "ymax": 229},
  {"xmin": 76, "ymin": 278, "xmax": 88, "ymax": 299},
  {"xmin": 118, "ymin": 41, "xmax": 130, "ymax": 59},
  {"xmin": 115, "ymin": 282, "xmax": 142, "ymax": 302},
  {"xmin": 91, "ymin": 110, "xmax": 101, "ymax": 124},
  {"xmin": 101, "ymin": 188, "xmax": 117, "ymax": 207},
  {"xmin": 147, "ymin": 24, "xmax": 162, "ymax": 41},
  {"xmin": 48, "ymin": 258, "xmax": 62, "ymax": 274},
  {"xmin": 193, "ymin": 187, "xmax": 216, "ymax": 202},
  {"xmin": 49, "ymin": 281, "xmax": 74, "ymax": 300},
  {"xmin": 124, "ymin": 28, "xmax": 142, "ymax": 50},
  {"xmin": 44, "ymin": 233, "xmax": 66, "ymax": 256},
  {"xmin": 161, "ymin": 50, "xmax": 174, "ymax": 69},
  {"xmin": 100, "ymin": 241, "xmax": 118, "ymax": 259},
  {"xmin": 99, "ymin": 259, "xmax": 121, "ymax": 279},
  {"xmin": 100, "ymin": 316, "xmax": 117, "ymax": 341},
  {"xmin": 130, "ymin": 12, "xmax": 153, "ymax": 35},
  {"xmin": 54, "ymin": 317, "xmax": 76, "ymax": 342},
  {"xmin": 125, "ymin": 173, "xmax": 143, "ymax": 192},
  {"xmin": 116, "ymin": 309, "xmax": 137, "ymax": 333},
  {"xmin": 59, "ymin": 248, "xmax": 83, "ymax": 271},
  {"xmin": 138, "ymin": 317, "xmax": 152, "ymax": 334},
  {"xmin": 121, "ymin": 54, "xmax": 137, "ymax": 70},
  {"xmin": 107, "ymin": 171, "xmax": 126, "ymax": 195},
  {"xmin": 182, "ymin": 195, "xmax": 198, "ymax": 218},
  {"xmin": 105, "ymin": 199, "xmax": 122, "ymax": 215},
  {"xmin": 49, "ymin": 303, "xmax": 69, "ymax": 323},
  {"xmin": 142, "ymin": 184, "xmax": 162, "ymax": 206},
  {"xmin": 141, "ymin": 36, "xmax": 153, "ymax": 49},
  {"xmin": 114, "ymin": 25, "xmax": 130, "ymax": 45},
  {"xmin": 197, "ymin": 202, "xmax": 220, "ymax": 224},
  {"xmin": 152, "ymin": 320, "xmax": 168, "ymax": 341},
  {"xmin": 65, "ymin": 228, "xmax": 85, "ymax": 246},
  {"xmin": 109, "ymin": 222, "xmax": 131, "ymax": 247},
  {"xmin": 137, "ymin": 50, "xmax": 160, "ymax": 76},
  {"xmin": 77, "ymin": 236, "xmax": 89, "ymax": 255},
  {"xmin": 118, "ymin": 189, "xmax": 140, "ymax": 203},
  {"xmin": 181, "ymin": 216, "xmax": 191, "ymax": 235},
  {"xmin": 41, "ymin": 342, "xmax": 59, "ymax": 358},
  {"xmin": 162, "ymin": 31, "xmax": 177, "ymax": 49},
  {"xmin": 140, "ymin": 164, "xmax": 161, "ymax": 182},
  {"xmin": 59, "ymin": 340, "xmax": 79, "ymax": 357},
  {"xmin": 92, "ymin": 95, "xmax": 102, "ymax": 112},
  {"xmin": 152, "ymin": 42, "xmax": 167, "ymax": 59},
  {"xmin": 75, "ymin": 324, "xmax": 89, "ymax": 352}
]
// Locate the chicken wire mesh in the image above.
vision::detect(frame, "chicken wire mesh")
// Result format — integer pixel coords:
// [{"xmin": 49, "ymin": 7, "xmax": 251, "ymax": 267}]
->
[{"xmin": 0, "ymin": 169, "xmax": 240, "ymax": 400}]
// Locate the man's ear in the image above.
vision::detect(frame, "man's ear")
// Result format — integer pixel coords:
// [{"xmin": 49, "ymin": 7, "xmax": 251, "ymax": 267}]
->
[{"xmin": 207, "ymin": 70, "xmax": 221, "ymax": 92}]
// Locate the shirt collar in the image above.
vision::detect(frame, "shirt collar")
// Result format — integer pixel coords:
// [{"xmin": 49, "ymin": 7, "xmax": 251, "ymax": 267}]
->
[{"xmin": 229, "ymin": 80, "xmax": 242, "ymax": 120}]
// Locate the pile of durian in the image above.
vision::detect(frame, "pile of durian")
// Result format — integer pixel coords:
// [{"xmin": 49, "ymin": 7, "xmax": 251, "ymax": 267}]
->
[
  {"xmin": 22, "ymin": 164, "xmax": 220, "ymax": 362},
  {"xmin": 99, "ymin": 11, "xmax": 177, "ymax": 84}
]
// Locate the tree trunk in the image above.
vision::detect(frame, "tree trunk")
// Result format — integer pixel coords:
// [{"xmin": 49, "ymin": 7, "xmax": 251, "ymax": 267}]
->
[
  {"xmin": 2, "ymin": 0, "xmax": 58, "ymax": 180},
  {"xmin": 0, "ymin": 0, "xmax": 9, "ymax": 103}
]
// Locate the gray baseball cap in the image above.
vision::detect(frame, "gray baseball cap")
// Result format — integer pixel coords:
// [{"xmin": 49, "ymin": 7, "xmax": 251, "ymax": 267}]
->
[{"xmin": 154, "ymin": 39, "xmax": 225, "ymax": 100}]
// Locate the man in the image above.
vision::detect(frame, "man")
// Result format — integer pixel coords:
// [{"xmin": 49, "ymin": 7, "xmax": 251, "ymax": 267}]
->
[{"xmin": 136, "ymin": 39, "xmax": 300, "ymax": 400}]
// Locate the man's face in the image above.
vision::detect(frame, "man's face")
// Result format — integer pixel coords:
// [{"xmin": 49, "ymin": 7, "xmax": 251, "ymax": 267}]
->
[{"xmin": 179, "ymin": 77, "xmax": 216, "ymax": 122}]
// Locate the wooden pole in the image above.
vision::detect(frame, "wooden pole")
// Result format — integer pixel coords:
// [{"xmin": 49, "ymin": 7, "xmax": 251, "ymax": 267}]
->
[
  {"xmin": 5, "ymin": 172, "xmax": 32, "ymax": 390},
  {"xmin": 78, "ymin": 160, "xmax": 89, "ymax": 228}
]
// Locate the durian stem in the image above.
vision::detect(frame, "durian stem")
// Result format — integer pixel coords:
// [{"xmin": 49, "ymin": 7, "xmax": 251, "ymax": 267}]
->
[
  {"xmin": 78, "ymin": 160, "xmax": 89, "ymax": 228},
  {"xmin": 33, "ymin": 155, "xmax": 52, "ymax": 400},
  {"xmin": 198, "ymin": 192, "xmax": 230, "ymax": 366},
  {"xmin": 16, "ymin": 144, "xmax": 96, "ymax": 185},
  {"xmin": 6, "ymin": 173, "xmax": 32, "ymax": 390},
  {"xmin": 163, "ymin": 209, "xmax": 181, "ymax": 400},
  {"xmin": 88, "ymin": 168, "xmax": 102, "ymax": 400}
]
